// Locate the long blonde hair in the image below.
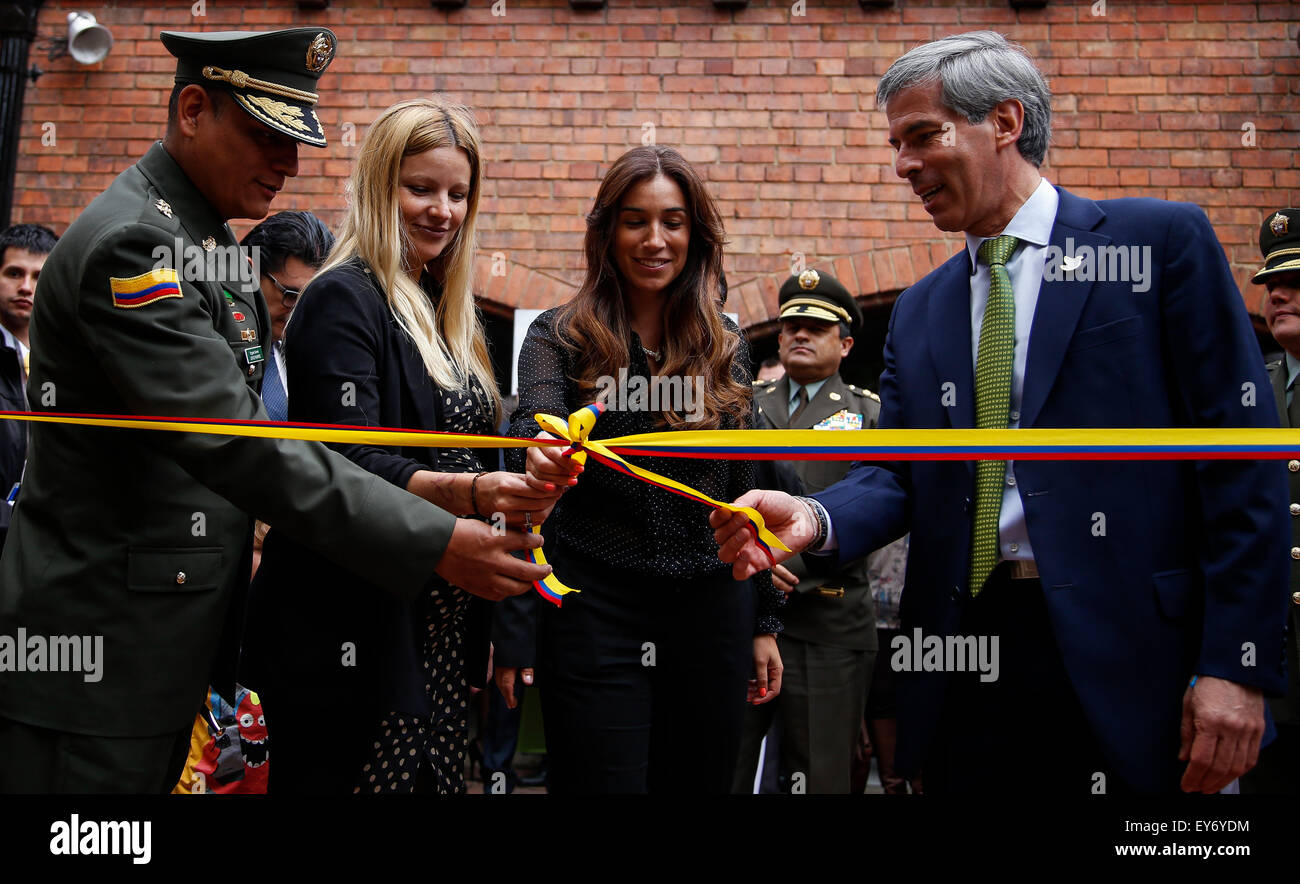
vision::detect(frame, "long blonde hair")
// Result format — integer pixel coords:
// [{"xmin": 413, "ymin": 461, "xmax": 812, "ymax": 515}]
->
[{"xmin": 316, "ymin": 97, "xmax": 498, "ymax": 421}]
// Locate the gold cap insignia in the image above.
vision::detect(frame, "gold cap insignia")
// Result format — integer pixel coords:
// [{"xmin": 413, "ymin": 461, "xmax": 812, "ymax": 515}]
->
[
  {"xmin": 306, "ymin": 32, "xmax": 335, "ymax": 74},
  {"xmin": 155, "ymin": 199, "xmax": 172, "ymax": 218},
  {"xmin": 202, "ymin": 236, "xmax": 217, "ymax": 252},
  {"xmin": 797, "ymin": 268, "xmax": 820, "ymax": 290},
  {"xmin": 1271, "ymin": 213, "xmax": 1289, "ymax": 236}
]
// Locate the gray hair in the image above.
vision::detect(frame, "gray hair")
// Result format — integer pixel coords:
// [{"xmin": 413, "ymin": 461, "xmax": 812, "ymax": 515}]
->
[{"xmin": 877, "ymin": 31, "xmax": 1052, "ymax": 167}]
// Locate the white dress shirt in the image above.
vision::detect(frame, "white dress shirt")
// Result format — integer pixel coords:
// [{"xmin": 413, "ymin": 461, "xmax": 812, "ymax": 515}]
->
[
  {"xmin": 816, "ymin": 177, "xmax": 1059, "ymax": 561},
  {"xmin": 964, "ymin": 176, "xmax": 1058, "ymax": 563}
]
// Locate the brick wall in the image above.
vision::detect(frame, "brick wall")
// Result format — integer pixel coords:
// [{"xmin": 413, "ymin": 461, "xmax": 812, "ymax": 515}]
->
[{"xmin": 12, "ymin": 0, "xmax": 1300, "ymax": 329}]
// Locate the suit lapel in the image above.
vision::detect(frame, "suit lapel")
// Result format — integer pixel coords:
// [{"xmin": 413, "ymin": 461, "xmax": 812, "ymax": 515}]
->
[
  {"xmin": 358, "ymin": 266, "xmax": 439, "ymax": 440},
  {"xmin": 927, "ymin": 255, "xmax": 976, "ymax": 430},
  {"xmin": 1020, "ymin": 188, "xmax": 1106, "ymax": 429},
  {"xmin": 396, "ymin": 328, "xmax": 441, "ymax": 440},
  {"xmin": 762, "ymin": 376, "xmax": 791, "ymax": 428}
]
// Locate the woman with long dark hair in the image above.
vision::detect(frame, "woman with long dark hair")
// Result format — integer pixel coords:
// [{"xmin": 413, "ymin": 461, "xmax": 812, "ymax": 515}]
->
[{"xmin": 495, "ymin": 145, "xmax": 783, "ymax": 793}]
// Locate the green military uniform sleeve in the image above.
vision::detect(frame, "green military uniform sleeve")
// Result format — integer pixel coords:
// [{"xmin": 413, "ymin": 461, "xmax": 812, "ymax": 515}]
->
[{"xmin": 72, "ymin": 224, "xmax": 454, "ymax": 600}]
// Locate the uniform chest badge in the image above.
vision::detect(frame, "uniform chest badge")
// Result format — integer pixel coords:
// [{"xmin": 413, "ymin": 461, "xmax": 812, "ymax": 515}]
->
[
  {"xmin": 232, "ymin": 311, "xmax": 246, "ymax": 322},
  {"xmin": 241, "ymin": 329, "xmax": 256, "ymax": 342},
  {"xmin": 154, "ymin": 199, "xmax": 173, "ymax": 218},
  {"xmin": 244, "ymin": 346, "xmax": 264, "ymax": 376},
  {"xmin": 202, "ymin": 236, "xmax": 217, "ymax": 251},
  {"xmin": 813, "ymin": 409, "xmax": 863, "ymax": 431}
]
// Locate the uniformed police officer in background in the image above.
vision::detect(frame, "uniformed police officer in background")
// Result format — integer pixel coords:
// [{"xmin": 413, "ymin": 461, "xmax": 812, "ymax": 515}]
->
[
  {"xmin": 0, "ymin": 28, "xmax": 550, "ymax": 793},
  {"xmin": 733, "ymin": 269, "xmax": 882, "ymax": 793},
  {"xmin": 1247, "ymin": 207, "xmax": 1300, "ymax": 794}
]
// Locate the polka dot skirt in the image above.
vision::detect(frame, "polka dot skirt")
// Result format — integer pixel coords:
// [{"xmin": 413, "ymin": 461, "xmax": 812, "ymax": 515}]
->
[{"xmin": 354, "ymin": 379, "xmax": 490, "ymax": 794}]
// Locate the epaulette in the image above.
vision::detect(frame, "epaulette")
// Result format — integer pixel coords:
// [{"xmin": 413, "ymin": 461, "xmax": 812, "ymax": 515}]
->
[{"xmin": 847, "ymin": 383, "xmax": 880, "ymax": 402}]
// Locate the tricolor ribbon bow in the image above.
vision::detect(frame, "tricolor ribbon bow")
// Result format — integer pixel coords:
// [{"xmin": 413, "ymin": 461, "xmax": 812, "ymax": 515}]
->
[{"xmin": 523, "ymin": 402, "xmax": 789, "ymax": 606}]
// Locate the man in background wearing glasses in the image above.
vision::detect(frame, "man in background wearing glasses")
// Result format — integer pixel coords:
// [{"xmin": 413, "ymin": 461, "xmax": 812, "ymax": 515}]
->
[{"xmin": 241, "ymin": 211, "xmax": 334, "ymax": 423}]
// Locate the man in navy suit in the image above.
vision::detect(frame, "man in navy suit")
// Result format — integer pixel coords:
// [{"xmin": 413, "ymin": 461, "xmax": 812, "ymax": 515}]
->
[{"xmin": 713, "ymin": 31, "xmax": 1290, "ymax": 795}]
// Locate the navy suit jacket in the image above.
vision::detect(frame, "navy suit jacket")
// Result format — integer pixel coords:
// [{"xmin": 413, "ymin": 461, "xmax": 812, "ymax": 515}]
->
[{"xmin": 816, "ymin": 186, "xmax": 1291, "ymax": 793}]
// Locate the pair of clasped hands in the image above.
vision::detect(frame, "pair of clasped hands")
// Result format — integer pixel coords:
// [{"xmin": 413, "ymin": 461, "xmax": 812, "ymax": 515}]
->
[{"xmin": 432, "ymin": 430, "xmax": 579, "ymax": 603}]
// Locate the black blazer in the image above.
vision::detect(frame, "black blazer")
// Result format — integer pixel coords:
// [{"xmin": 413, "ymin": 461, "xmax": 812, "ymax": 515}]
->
[
  {"xmin": 240, "ymin": 259, "xmax": 489, "ymax": 723},
  {"xmin": 0, "ymin": 334, "xmax": 25, "ymax": 553}
]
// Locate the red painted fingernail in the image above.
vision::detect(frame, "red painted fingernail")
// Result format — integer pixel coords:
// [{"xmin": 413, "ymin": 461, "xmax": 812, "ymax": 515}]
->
[
  {"xmin": 759, "ymin": 687, "xmax": 767, "ymax": 698},
  {"xmin": 545, "ymin": 483, "xmax": 555, "ymax": 491}
]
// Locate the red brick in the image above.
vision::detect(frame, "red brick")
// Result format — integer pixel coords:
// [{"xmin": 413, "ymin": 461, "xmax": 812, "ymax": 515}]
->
[{"xmin": 14, "ymin": 0, "xmax": 1284, "ymax": 322}]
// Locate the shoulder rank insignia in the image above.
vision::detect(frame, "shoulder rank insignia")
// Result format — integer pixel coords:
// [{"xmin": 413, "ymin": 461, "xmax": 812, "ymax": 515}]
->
[
  {"xmin": 154, "ymin": 199, "xmax": 173, "ymax": 218},
  {"xmin": 202, "ymin": 236, "xmax": 217, "ymax": 252},
  {"xmin": 110, "ymin": 268, "xmax": 182, "ymax": 309}
]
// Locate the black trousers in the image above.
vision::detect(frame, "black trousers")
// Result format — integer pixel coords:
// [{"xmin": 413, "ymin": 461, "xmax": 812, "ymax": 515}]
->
[
  {"xmin": 537, "ymin": 549, "xmax": 754, "ymax": 794},
  {"xmin": 921, "ymin": 563, "xmax": 1132, "ymax": 796},
  {"xmin": 1241, "ymin": 721, "xmax": 1300, "ymax": 794},
  {"xmin": 0, "ymin": 715, "xmax": 192, "ymax": 794}
]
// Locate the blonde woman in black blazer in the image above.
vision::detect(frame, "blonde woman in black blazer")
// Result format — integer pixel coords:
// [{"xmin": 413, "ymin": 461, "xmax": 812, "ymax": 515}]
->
[{"xmin": 242, "ymin": 98, "xmax": 562, "ymax": 794}]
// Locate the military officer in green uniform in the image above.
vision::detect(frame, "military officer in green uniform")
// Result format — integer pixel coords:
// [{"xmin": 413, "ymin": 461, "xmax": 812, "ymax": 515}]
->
[
  {"xmin": 733, "ymin": 269, "xmax": 881, "ymax": 793},
  {"xmin": 0, "ymin": 28, "xmax": 550, "ymax": 793},
  {"xmin": 1245, "ymin": 207, "xmax": 1300, "ymax": 794}
]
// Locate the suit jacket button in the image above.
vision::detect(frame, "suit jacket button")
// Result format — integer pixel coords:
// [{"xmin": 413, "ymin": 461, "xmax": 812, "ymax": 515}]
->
[
  {"xmin": 176, "ymin": 571, "xmax": 187, "ymax": 585},
  {"xmin": 1289, "ymin": 460, "xmax": 1299, "ymax": 473},
  {"xmin": 1291, "ymin": 503, "xmax": 1300, "ymax": 516}
]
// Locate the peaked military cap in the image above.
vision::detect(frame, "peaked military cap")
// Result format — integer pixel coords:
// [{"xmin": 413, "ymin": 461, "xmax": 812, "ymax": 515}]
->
[
  {"xmin": 1252, "ymin": 208, "xmax": 1300, "ymax": 285},
  {"xmin": 778, "ymin": 268, "xmax": 862, "ymax": 333},
  {"xmin": 161, "ymin": 28, "xmax": 337, "ymax": 148}
]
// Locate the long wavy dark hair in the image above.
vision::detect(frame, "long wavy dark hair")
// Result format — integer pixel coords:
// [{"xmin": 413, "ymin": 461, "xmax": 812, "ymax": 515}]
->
[{"xmin": 556, "ymin": 146, "xmax": 751, "ymax": 430}]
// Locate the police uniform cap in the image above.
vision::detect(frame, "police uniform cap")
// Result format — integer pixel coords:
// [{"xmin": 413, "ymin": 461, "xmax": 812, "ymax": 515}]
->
[
  {"xmin": 1252, "ymin": 208, "xmax": 1300, "ymax": 284},
  {"xmin": 777, "ymin": 268, "xmax": 862, "ymax": 333},
  {"xmin": 161, "ymin": 28, "xmax": 337, "ymax": 148}
]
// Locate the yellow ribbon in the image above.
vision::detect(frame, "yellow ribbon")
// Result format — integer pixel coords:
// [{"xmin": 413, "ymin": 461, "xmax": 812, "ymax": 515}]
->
[{"xmin": 534, "ymin": 403, "xmax": 788, "ymax": 547}]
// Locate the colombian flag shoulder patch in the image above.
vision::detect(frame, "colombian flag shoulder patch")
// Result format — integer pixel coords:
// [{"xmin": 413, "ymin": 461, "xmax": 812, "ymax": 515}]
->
[{"xmin": 110, "ymin": 268, "xmax": 182, "ymax": 309}]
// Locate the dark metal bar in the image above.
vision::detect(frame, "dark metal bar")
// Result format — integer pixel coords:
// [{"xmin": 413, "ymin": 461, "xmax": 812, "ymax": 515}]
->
[{"xmin": 0, "ymin": 1, "xmax": 43, "ymax": 228}]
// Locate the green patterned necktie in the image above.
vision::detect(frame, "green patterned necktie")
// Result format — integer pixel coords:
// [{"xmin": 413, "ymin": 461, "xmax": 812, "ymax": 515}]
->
[{"xmin": 969, "ymin": 234, "xmax": 1020, "ymax": 597}]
